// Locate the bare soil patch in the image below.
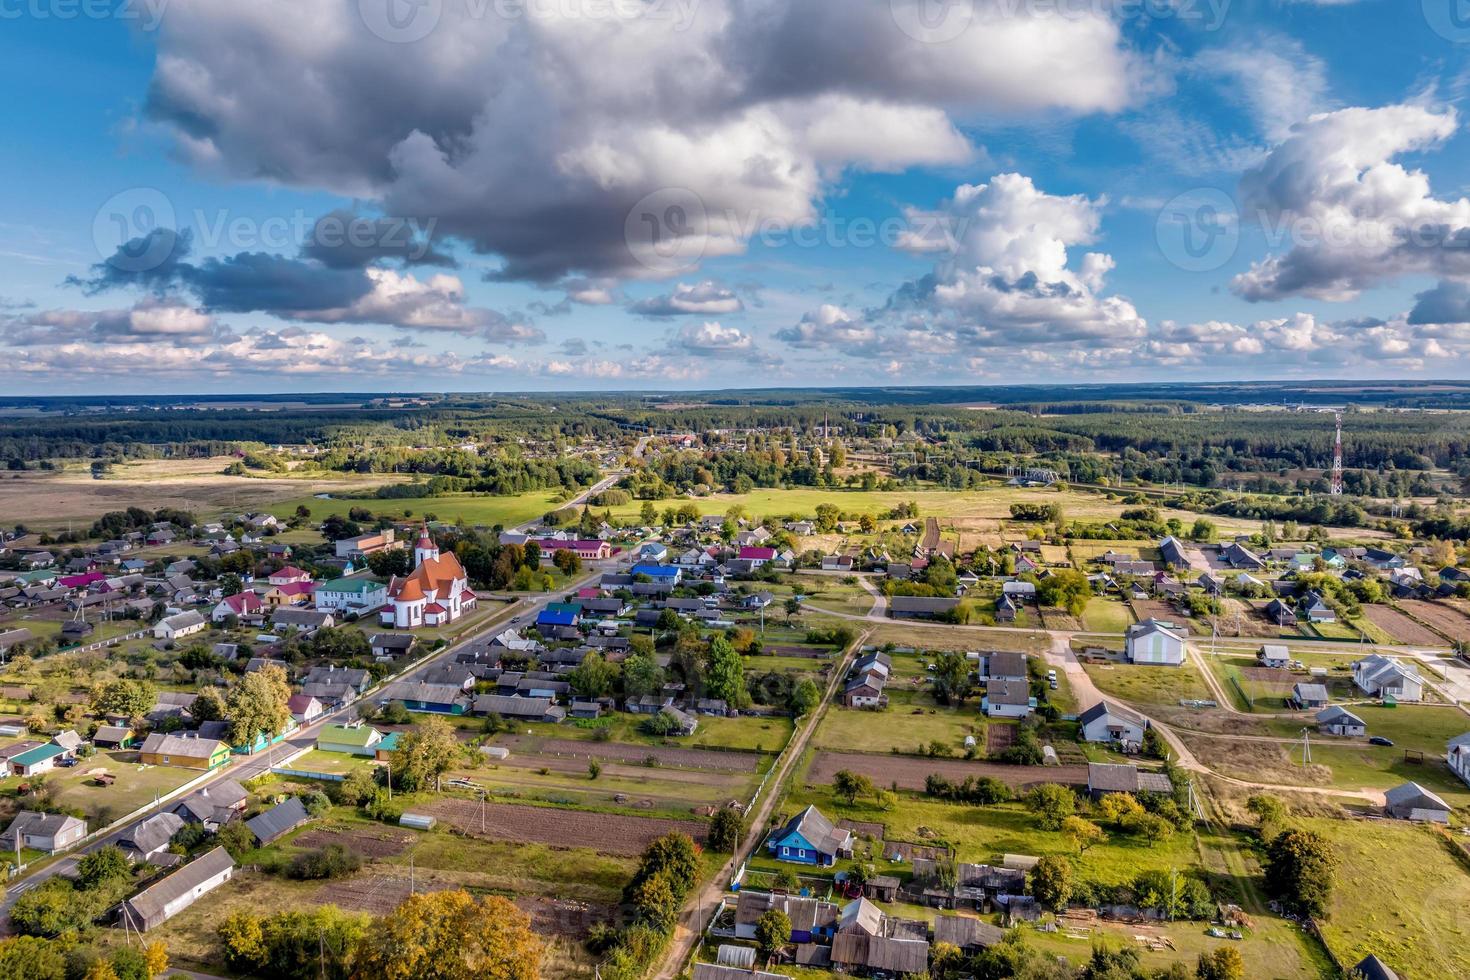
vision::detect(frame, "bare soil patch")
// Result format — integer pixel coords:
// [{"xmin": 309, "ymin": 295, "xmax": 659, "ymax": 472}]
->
[
  {"xmin": 986, "ymin": 724, "xmax": 1015, "ymax": 754},
  {"xmin": 1038, "ymin": 608, "xmax": 1084, "ymax": 631},
  {"xmin": 294, "ymin": 826, "xmax": 416, "ymax": 859},
  {"xmin": 765, "ymin": 645, "xmax": 833, "ymax": 659},
  {"xmin": 1399, "ymin": 601, "xmax": 1470, "ymax": 642},
  {"xmin": 810, "ymin": 751, "xmax": 1087, "ymax": 791},
  {"xmin": 497, "ymin": 735, "xmax": 762, "ymax": 772},
  {"xmin": 1362, "ymin": 606, "xmax": 1443, "ymax": 646},
  {"xmin": 837, "ymin": 818, "xmax": 886, "ymax": 841},
  {"xmin": 494, "ymin": 753, "xmax": 748, "ymax": 790},
  {"xmin": 419, "ymin": 799, "xmax": 707, "ymax": 855}
]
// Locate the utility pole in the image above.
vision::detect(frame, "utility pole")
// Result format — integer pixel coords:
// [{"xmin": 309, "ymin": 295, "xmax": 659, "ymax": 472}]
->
[{"xmin": 1300, "ymin": 727, "xmax": 1312, "ymax": 765}]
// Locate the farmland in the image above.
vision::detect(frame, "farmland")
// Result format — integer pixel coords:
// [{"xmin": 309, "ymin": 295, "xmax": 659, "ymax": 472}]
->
[
  {"xmin": 418, "ymin": 797, "xmax": 708, "ymax": 855},
  {"xmin": 1360, "ymin": 605, "xmax": 1444, "ymax": 645},
  {"xmin": 808, "ymin": 751, "xmax": 1088, "ymax": 792},
  {"xmin": 268, "ymin": 488, "xmax": 565, "ymax": 529},
  {"xmin": 1399, "ymin": 600, "xmax": 1470, "ymax": 642}
]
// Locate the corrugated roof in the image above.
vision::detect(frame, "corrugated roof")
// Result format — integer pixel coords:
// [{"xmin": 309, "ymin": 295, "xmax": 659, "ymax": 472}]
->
[
  {"xmin": 246, "ymin": 796, "xmax": 309, "ymax": 844},
  {"xmin": 124, "ymin": 847, "xmax": 234, "ymax": 926}
]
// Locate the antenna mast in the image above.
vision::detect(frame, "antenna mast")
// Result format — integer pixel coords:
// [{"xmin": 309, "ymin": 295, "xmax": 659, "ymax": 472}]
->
[{"xmin": 1330, "ymin": 412, "xmax": 1344, "ymax": 496}]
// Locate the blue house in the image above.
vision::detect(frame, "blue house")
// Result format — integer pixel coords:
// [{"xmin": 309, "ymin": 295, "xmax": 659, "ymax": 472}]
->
[
  {"xmin": 537, "ymin": 603, "xmax": 582, "ymax": 629},
  {"xmin": 631, "ymin": 564, "xmax": 682, "ymax": 584},
  {"xmin": 766, "ymin": 805, "xmax": 853, "ymax": 866}
]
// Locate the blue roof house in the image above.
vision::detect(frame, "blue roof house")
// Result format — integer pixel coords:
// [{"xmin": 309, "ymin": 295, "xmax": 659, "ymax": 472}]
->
[
  {"xmin": 537, "ymin": 603, "xmax": 582, "ymax": 629},
  {"xmin": 631, "ymin": 564, "xmax": 682, "ymax": 583},
  {"xmin": 765, "ymin": 805, "xmax": 854, "ymax": 866}
]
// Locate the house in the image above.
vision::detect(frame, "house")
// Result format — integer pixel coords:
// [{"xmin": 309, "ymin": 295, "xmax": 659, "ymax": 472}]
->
[
  {"xmin": 531, "ymin": 538, "xmax": 613, "ymax": 561},
  {"xmin": 739, "ymin": 591, "xmax": 775, "ymax": 610},
  {"xmin": 1297, "ymin": 590, "xmax": 1335, "ymax": 623},
  {"xmin": 153, "ymin": 610, "xmax": 207, "ymax": 641},
  {"xmin": 1316, "ymin": 705, "xmax": 1366, "ymax": 737},
  {"xmin": 381, "ymin": 526, "xmax": 475, "ymax": 629},
  {"xmin": 1263, "ymin": 598, "xmax": 1298, "ymax": 627},
  {"xmin": 118, "ymin": 812, "xmax": 186, "ymax": 863},
  {"xmin": 537, "ymin": 603, "xmax": 582, "ymax": 629},
  {"xmin": 302, "ymin": 665, "xmax": 371, "ymax": 697},
  {"xmin": 631, "ymin": 564, "xmax": 682, "ymax": 584},
  {"xmin": 634, "ymin": 542, "xmax": 668, "ymax": 563},
  {"xmin": 171, "ymin": 779, "xmax": 249, "ymax": 830},
  {"xmin": 1220, "ymin": 542, "xmax": 1264, "ymax": 571},
  {"xmin": 737, "ymin": 546, "xmax": 777, "ymax": 568},
  {"xmin": 978, "ymin": 651, "xmax": 1027, "ymax": 683},
  {"xmin": 888, "ymin": 596, "xmax": 960, "ymax": 620},
  {"xmin": 1450, "ymin": 732, "xmax": 1470, "ymax": 788},
  {"xmin": 121, "ymin": 847, "xmax": 235, "ymax": 932},
  {"xmin": 1086, "ymin": 763, "xmax": 1172, "ymax": 800},
  {"xmin": 1158, "ymin": 535, "xmax": 1189, "ymax": 568},
  {"xmin": 1383, "ymin": 781, "xmax": 1451, "ymax": 823},
  {"xmin": 370, "ymin": 633, "xmax": 417, "ymax": 659},
  {"xmin": 314, "ymin": 576, "xmax": 388, "ymax": 613},
  {"xmin": 1364, "ymin": 547, "xmax": 1406, "ymax": 570},
  {"xmin": 271, "ymin": 607, "xmax": 336, "ymax": 633},
  {"xmin": 982, "ymin": 678, "xmax": 1034, "ymax": 719},
  {"xmin": 472, "ymin": 694, "xmax": 566, "ymax": 724},
  {"xmin": 267, "ymin": 565, "xmax": 312, "ymax": 586},
  {"xmin": 246, "ymin": 796, "xmax": 310, "ymax": 845},
  {"xmin": 933, "ymin": 914, "xmax": 1006, "ymax": 953},
  {"xmin": 1124, "ymin": 619, "xmax": 1187, "ymax": 666},
  {"xmin": 335, "ymin": 529, "xmax": 401, "ymax": 560},
  {"xmin": 139, "ymin": 732, "xmax": 231, "ymax": 770},
  {"xmin": 1352, "ymin": 655, "xmax": 1423, "ymax": 703},
  {"xmin": 843, "ymin": 669, "xmax": 887, "ymax": 709},
  {"xmin": 0, "ymin": 811, "xmax": 86, "ymax": 854},
  {"xmin": 8, "ymin": 741, "xmax": 72, "ymax": 777},
  {"xmin": 766, "ymin": 805, "xmax": 853, "ymax": 866},
  {"xmin": 93, "ymin": 725, "xmax": 134, "ymax": 749},
  {"xmin": 1276, "ymin": 677, "xmax": 1323, "ymax": 708},
  {"xmin": 381, "ymin": 681, "xmax": 469, "ymax": 715},
  {"xmin": 211, "ymin": 591, "xmax": 263, "ymax": 622},
  {"xmin": 1257, "ymin": 644, "xmax": 1290, "ymax": 668},
  {"xmin": 1078, "ymin": 700, "xmax": 1147, "ymax": 750},
  {"xmin": 733, "ymin": 890, "xmax": 838, "ymax": 945},
  {"xmin": 821, "ymin": 554, "xmax": 854, "ymax": 572},
  {"xmin": 317, "ymin": 722, "xmax": 392, "ymax": 756},
  {"xmin": 830, "ymin": 900, "xmax": 931, "ymax": 974},
  {"xmin": 286, "ymin": 694, "xmax": 325, "ymax": 723}
]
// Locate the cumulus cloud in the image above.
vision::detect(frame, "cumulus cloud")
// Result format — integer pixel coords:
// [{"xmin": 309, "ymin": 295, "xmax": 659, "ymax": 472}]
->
[
  {"xmin": 72, "ymin": 229, "xmax": 541, "ymax": 343},
  {"xmin": 141, "ymin": 0, "xmax": 1150, "ymax": 282},
  {"xmin": 781, "ymin": 173, "xmax": 1146, "ymax": 358},
  {"xmin": 630, "ymin": 281, "xmax": 745, "ymax": 317},
  {"xmin": 1231, "ymin": 104, "xmax": 1470, "ymax": 302},
  {"xmin": 1, "ymin": 297, "xmax": 225, "ymax": 347}
]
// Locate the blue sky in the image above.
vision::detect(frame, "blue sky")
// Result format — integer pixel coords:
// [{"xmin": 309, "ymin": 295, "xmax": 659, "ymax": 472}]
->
[{"xmin": 5, "ymin": 0, "xmax": 1470, "ymax": 393}]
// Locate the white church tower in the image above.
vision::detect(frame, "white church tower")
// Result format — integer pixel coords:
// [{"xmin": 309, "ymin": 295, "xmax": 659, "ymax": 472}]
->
[{"xmin": 414, "ymin": 524, "xmax": 439, "ymax": 566}]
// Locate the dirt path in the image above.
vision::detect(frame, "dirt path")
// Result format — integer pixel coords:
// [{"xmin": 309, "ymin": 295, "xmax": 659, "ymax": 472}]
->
[
  {"xmin": 652, "ymin": 627, "xmax": 871, "ymax": 980},
  {"xmin": 854, "ymin": 573, "xmax": 887, "ymax": 618}
]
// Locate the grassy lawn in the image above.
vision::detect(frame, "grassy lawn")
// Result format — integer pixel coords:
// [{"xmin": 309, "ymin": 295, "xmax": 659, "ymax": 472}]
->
[
  {"xmin": 0, "ymin": 751, "xmax": 204, "ymax": 826},
  {"xmin": 1082, "ymin": 597, "xmax": 1134, "ymax": 634},
  {"xmin": 1023, "ymin": 916, "xmax": 1327, "ymax": 979},
  {"xmin": 287, "ymin": 749, "xmax": 376, "ymax": 777},
  {"xmin": 1309, "ymin": 816, "xmax": 1470, "ymax": 979},
  {"xmin": 511, "ymin": 712, "xmax": 791, "ymax": 755},
  {"xmin": 814, "ymin": 697, "xmax": 984, "ymax": 756},
  {"xmin": 1083, "ymin": 660, "xmax": 1213, "ymax": 707},
  {"xmin": 269, "ymin": 489, "xmax": 566, "ymax": 528}
]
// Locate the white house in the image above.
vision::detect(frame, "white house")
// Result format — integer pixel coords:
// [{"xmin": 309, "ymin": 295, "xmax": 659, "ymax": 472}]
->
[
  {"xmin": 1352, "ymin": 655, "xmax": 1423, "ymax": 703},
  {"xmin": 1317, "ymin": 705, "xmax": 1366, "ymax": 737},
  {"xmin": 1079, "ymin": 699, "xmax": 1147, "ymax": 750},
  {"xmin": 153, "ymin": 611, "xmax": 207, "ymax": 641},
  {"xmin": 314, "ymin": 576, "xmax": 388, "ymax": 613},
  {"xmin": 1448, "ymin": 732, "xmax": 1470, "ymax": 788},
  {"xmin": 1125, "ymin": 619, "xmax": 1188, "ymax": 666},
  {"xmin": 982, "ymin": 679, "xmax": 1034, "ymax": 719}
]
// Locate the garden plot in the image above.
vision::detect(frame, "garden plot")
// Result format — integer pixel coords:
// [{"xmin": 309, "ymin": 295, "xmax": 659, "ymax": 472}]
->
[
  {"xmin": 1398, "ymin": 600, "xmax": 1470, "ymax": 643},
  {"xmin": 494, "ymin": 735, "xmax": 763, "ymax": 772},
  {"xmin": 418, "ymin": 798, "xmax": 707, "ymax": 856},
  {"xmin": 1360, "ymin": 605, "xmax": 1445, "ymax": 646},
  {"xmin": 809, "ymin": 751, "xmax": 1088, "ymax": 792}
]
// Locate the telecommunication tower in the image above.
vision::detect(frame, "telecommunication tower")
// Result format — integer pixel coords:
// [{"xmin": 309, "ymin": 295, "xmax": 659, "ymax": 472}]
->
[{"xmin": 1330, "ymin": 412, "xmax": 1344, "ymax": 496}]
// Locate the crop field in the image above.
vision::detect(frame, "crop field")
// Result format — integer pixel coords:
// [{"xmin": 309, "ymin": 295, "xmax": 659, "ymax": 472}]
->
[
  {"xmin": 808, "ymin": 751, "xmax": 1088, "ymax": 792},
  {"xmin": 0, "ymin": 457, "xmax": 396, "ymax": 528},
  {"xmin": 293, "ymin": 825, "xmax": 417, "ymax": 858},
  {"xmin": 419, "ymin": 798, "xmax": 707, "ymax": 855},
  {"xmin": 462, "ymin": 754, "xmax": 754, "ymax": 817},
  {"xmin": 1311, "ymin": 817, "xmax": 1470, "ymax": 978},
  {"xmin": 1360, "ymin": 605, "xmax": 1445, "ymax": 645},
  {"xmin": 1398, "ymin": 600, "xmax": 1470, "ymax": 642}
]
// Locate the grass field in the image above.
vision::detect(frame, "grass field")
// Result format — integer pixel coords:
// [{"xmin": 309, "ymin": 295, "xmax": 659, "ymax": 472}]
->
[
  {"xmin": 1082, "ymin": 597, "xmax": 1134, "ymax": 634},
  {"xmin": 814, "ymin": 695, "xmax": 985, "ymax": 755},
  {"xmin": 1310, "ymin": 816, "xmax": 1470, "ymax": 978},
  {"xmin": 0, "ymin": 750, "xmax": 203, "ymax": 826},
  {"xmin": 1083, "ymin": 660, "xmax": 1214, "ymax": 706},
  {"xmin": 268, "ymin": 489, "xmax": 566, "ymax": 529}
]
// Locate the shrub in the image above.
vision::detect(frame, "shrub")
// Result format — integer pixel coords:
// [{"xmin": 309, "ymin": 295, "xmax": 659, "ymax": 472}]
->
[{"xmin": 288, "ymin": 844, "xmax": 362, "ymax": 881}]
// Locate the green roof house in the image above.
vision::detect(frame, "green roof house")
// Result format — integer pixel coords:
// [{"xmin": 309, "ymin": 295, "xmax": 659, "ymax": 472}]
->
[
  {"xmin": 317, "ymin": 722, "xmax": 387, "ymax": 757},
  {"xmin": 314, "ymin": 576, "xmax": 388, "ymax": 613}
]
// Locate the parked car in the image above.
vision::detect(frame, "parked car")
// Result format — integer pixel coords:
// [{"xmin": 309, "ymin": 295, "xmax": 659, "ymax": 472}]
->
[{"xmin": 1368, "ymin": 736, "xmax": 1394, "ymax": 746}]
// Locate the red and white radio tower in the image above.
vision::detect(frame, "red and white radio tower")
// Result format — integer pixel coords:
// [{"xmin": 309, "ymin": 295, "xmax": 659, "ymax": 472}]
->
[{"xmin": 1330, "ymin": 412, "xmax": 1344, "ymax": 496}]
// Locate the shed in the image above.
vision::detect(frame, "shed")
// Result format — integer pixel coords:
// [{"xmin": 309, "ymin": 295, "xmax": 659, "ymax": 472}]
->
[
  {"xmin": 246, "ymin": 796, "xmax": 310, "ymax": 845},
  {"xmin": 121, "ymin": 847, "xmax": 235, "ymax": 931}
]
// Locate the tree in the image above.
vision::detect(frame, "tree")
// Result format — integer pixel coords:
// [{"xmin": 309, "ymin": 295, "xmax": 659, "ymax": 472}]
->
[
  {"xmin": 90, "ymin": 678, "xmax": 154, "ymax": 721},
  {"xmin": 190, "ymin": 685, "xmax": 228, "ymax": 724},
  {"xmin": 1025, "ymin": 783, "xmax": 1075, "ymax": 830},
  {"xmin": 76, "ymin": 845, "xmax": 131, "ymax": 889},
  {"xmin": 1196, "ymin": 947, "xmax": 1245, "ymax": 980},
  {"xmin": 704, "ymin": 636, "xmax": 746, "ymax": 707},
  {"xmin": 833, "ymin": 769, "xmax": 875, "ymax": 804},
  {"xmin": 219, "ymin": 573, "xmax": 243, "ymax": 597},
  {"xmin": 1028, "ymin": 854, "xmax": 1073, "ymax": 912},
  {"xmin": 391, "ymin": 715, "xmax": 460, "ymax": 792},
  {"xmin": 1264, "ymin": 828, "xmax": 1336, "ymax": 917},
  {"xmin": 82, "ymin": 962, "xmax": 118, "ymax": 980},
  {"xmin": 754, "ymin": 909, "xmax": 791, "ymax": 961},
  {"xmin": 226, "ymin": 664, "xmax": 292, "ymax": 747},
  {"xmin": 1061, "ymin": 816, "xmax": 1105, "ymax": 854},
  {"xmin": 143, "ymin": 941, "xmax": 169, "ymax": 979},
  {"xmin": 621, "ymin": 652, "xmax": 664, "ymax": 698},
  {"xmin": 1097, "ymin": 792, "xmax": 1144, "ymax": 826},
  {"xmin": 552, "ymin": 548, "xmax": 581, "ymax": 576},
  {"xmin": 928, "ymin": 650, "xmax": 972, "ymax": 705},
  {"xmin": 709, "ymin": 808, "xmax": 743, "ymax": 853},
  {"xmin": 311, "ymin": 626, "xmax": 372, "ymax": 661},
  {"xmin": 789, "ymin": 678, "xmax": 820, "ymax": 716},
  {"xmin": 1245, "ymin": 794, "xmax": 1287, "ymax": 838},
  {"xmin": 1190, "ymin": 518, "xmax": 1217, "ymax": 543},
  {"xmin": 1035, "ymin": 568, "xmax": 1092, "ymax": 617},
  {"xmin": 0, "ymin": 935, "xmax": 66, "ymax": 980},
  {"xmin": 1141, "ymin": 725, "xmax": 1169, "ymax": 760},
  {"xmin": 568, "ymin": 651, "xmax": 617, "ymax": 699},
  {"xmin": 640, "ymin": 501, "xmax": 658, "ymax": 525}
]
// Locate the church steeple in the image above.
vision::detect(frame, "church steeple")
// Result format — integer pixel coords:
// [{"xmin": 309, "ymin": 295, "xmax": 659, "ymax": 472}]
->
[{"xmin": 414, "ymin": 524, "xmax": 439, "ymax": 566}]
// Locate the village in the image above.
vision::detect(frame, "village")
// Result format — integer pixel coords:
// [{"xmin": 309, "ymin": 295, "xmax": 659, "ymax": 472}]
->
[{"xmin": 1, "ymin": 407, "xmax": 1469, "ymax": 979}]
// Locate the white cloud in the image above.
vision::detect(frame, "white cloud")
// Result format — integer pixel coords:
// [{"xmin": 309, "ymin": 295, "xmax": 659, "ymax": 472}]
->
[
  {"xmin": 284, "ymin": 267, "xmax": 544, "ymax": 342},
  {"xmin": 630, "ymin": 281, "xmax": 745, "ymax": 317}
]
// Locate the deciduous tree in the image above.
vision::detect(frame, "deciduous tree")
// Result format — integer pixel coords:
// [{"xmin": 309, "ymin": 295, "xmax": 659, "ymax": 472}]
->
[
  {"xmin": 1265, "ymin": 828, "xmax": 1336, "ymax": 917},
  {"xmin": 1028, "ymin": 854, "xmax": 1073, "ymax": 912},
  {"xmin": 754, "ymin": 910, "xmax": 791, "ymax": 961},
  {"xmin": 226, "ymin": 664, "xmax": 291, "ymax": 746},
  {"xmin": 390, "ymin": 715, "xmax": 460, "ymax": 792},
  {"xmin": 355, "ymin": 890, "xmax": 542, "ymax": 980}
]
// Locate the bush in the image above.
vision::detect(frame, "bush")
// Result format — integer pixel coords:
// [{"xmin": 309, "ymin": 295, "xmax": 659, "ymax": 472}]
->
[
  {"xmin": 288, "ymin": 844, "xmax": 362, "ymax": 881},
  {"xmin": 301, "ymin": 789, "xmax": 332, "ymax": 817}
]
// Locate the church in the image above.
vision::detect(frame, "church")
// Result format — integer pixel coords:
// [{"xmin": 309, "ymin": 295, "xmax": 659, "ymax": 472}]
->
[{"xmin": 381, "ymin": 526, "xmax": 477, "ymax": 629}]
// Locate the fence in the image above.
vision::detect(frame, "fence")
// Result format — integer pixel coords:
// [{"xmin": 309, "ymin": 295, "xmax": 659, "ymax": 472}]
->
[
  {"xmin": 270, "ymin": 766, "xmax": 346, "ymax": 782},
  {"xmin": 1226, "ymin": 670, "xmax": 1254, "ymax": 711}
]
